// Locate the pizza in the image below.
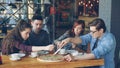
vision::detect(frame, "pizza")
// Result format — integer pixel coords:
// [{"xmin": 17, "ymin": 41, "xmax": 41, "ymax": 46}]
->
[{"xmin": 37, "ymin": 54, "xmax": 64, "ymax": 62}]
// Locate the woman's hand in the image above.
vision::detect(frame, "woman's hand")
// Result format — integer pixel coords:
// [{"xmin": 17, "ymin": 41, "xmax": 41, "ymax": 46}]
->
[
  {"xmin": 45, "ymin": 44, "xmax": 54, "ymax": 51},
  {"xmin": 71, "ymin": 43, "xmax": 76, "ymax": 48}
]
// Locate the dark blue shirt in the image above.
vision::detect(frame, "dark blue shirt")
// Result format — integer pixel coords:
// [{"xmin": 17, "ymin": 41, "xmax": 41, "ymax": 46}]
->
[{"xmin": 25, "ymin": 29, "xmax": 50, "ymax": 46}]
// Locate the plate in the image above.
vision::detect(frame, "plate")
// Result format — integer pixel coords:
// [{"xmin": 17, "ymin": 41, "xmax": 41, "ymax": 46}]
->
[
  {"xmin": 10, "ymin": 57, "xmax": 21, "ymax": 61},
  {"xmin": 66, "ymin": 50, "xmax": 86, "ymax": 56},
  {"xmin": 10, "ymin": 53, "xmax": 26, "ymax": 57},
  {"xmin": 77, "ymin": 53, "xmax": 86, "ymax": 56},
  {"xmin": 18, "ymin": 53, "xmax": 26, "ymax": 57},
  {"xmin": 66, "ymin": 50, "xmax": 77, "ymax": 54},
  {"xmin": 29, "ymin": 55, "xmax": 37, "ymax": 58}
]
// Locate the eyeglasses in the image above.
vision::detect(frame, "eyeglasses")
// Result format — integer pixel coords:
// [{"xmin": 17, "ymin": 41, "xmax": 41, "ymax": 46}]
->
[{"xmin": 90, "ymin": 31, "xmax": 97, "ymax": 34}]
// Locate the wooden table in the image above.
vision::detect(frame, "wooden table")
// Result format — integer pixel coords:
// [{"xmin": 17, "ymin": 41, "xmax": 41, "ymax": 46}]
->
[{"xmin": 0, "ymin": 55, "xmax": 104, "ymax": 68}]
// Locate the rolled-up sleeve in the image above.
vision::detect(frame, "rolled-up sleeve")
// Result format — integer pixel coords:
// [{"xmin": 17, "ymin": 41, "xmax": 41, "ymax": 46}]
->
[
  {"xmin": 80, "ymin": 33, "xmax": 92, "ymax": 45},
  {"xmin": 92, "ymin": 34, "xmax": 116, "ymax": 59}
]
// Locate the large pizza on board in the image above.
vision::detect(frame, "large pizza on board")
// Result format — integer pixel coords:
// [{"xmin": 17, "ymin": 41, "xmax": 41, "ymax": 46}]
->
[{"xmin": 37, "ymin": 54, "xmax": 64, "ymax": 62}]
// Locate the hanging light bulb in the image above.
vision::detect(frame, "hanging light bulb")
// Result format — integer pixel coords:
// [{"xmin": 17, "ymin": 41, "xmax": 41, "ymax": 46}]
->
[
  {"xmin": 83, "ymin": 3, "xmax": 85, "ymax": 5},
  {"xmin": 81, "ymin": 1, "xmax": 83, "ymax": 4},
  {"xmin": 91, "ymin": 4, "xmax": 93, "ymax": 7},
  {"xmin": 88, "ymin": 1, "xmax": 91, "ymax": 3},
  {"xmin": 97, "ymin": 0, "xmax": 99, "ymax": 3},
  {"xmin": 86, "ymin": 4, "xmax": 88, "ymax": 7},
  {"xmin": 79, "ymin": 2, "xmax": 81, "ymax": 5}
]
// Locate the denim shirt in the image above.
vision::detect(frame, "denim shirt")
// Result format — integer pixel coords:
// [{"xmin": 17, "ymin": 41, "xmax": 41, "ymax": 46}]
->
[{"xmin": 80, "ymin": 31, "xmax": 116, "ymax": 68}]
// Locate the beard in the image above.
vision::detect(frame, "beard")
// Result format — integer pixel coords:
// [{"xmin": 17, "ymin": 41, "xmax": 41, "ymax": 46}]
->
[{"xmin": 33, "ymin": 28, "xmax": 41, "ymax": 34}]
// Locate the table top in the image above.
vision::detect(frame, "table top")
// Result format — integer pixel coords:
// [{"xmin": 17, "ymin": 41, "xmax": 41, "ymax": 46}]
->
[{"xmin": 0, "ymin": 55, "xmax": 104, "ymax": 68}]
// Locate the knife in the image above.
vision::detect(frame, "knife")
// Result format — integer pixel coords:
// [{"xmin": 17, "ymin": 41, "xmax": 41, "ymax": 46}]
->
[{"xmin": 53, "ymin": 48, "xmax": 62, "ymax": 55}]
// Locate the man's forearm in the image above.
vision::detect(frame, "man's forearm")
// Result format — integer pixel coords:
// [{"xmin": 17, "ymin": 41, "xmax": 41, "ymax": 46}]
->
[
  {"xmin": 70, "ymin": 37, "xmax": 82, "ymax": 45},
  {"xmin": 74, "ymin": 53, "xmax": 95, "ymax": 60}
]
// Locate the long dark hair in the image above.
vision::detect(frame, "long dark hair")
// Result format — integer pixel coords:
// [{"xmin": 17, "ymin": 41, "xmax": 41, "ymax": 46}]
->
[
  {"xmin": 1, "ymin": 20, "xmax": 32, "ymax": 54},
  {"xmin": 69, "ymin": 20, "xmax": 85, "ymax": 37}
]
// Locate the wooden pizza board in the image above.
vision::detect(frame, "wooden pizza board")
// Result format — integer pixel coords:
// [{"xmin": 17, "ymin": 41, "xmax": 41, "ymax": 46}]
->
[{"xmin": 37, "ymin": 54, "xmax": 64, "ymax": 62}]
